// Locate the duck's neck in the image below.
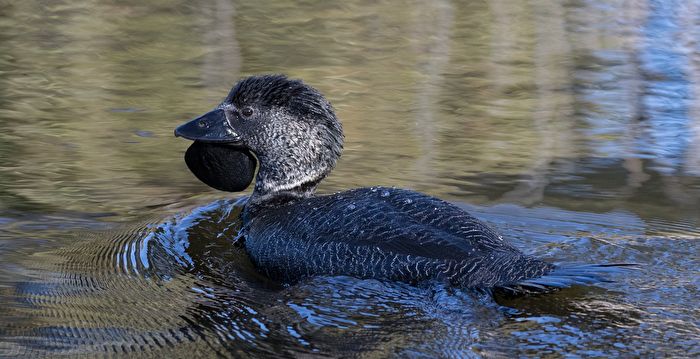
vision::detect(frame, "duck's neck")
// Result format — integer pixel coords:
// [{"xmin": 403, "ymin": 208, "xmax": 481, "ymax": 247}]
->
[{"xmin": 249, "ymin": 153, "xmax": 329, "ymax": 205}]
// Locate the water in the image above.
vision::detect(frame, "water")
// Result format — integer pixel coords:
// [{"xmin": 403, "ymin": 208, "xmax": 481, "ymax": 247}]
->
[{"xmin": 1, "ymin": 0, "xmax": 699, "ymax": 357}]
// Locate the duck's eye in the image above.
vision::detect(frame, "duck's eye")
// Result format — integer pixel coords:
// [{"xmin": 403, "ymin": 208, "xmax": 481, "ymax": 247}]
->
[{"xmin": 241, "ymin": 107, "xmax": 254, "ymax": 117}]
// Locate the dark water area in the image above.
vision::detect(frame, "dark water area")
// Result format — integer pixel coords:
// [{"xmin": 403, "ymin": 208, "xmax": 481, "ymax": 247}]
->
[{"xmin": 0, "ymin": 0, "xmax": 699, "ymax": 357}]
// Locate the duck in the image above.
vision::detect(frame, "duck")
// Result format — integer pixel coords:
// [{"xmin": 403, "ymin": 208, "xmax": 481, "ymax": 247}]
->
[{"xmin": 175, "ymin": 74, "xmax": 630, "ymax": 294}]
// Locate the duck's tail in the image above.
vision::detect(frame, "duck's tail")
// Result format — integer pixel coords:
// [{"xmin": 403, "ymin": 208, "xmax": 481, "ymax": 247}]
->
[{"xmin": 495, "ymin": 263, "xmax": 638, "ymax": 295}]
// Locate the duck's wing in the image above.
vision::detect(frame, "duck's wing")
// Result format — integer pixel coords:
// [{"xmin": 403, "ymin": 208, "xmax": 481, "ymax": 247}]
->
[
  {"xmin": 247, "ymin": 187, "xmax": 547, "ymax": 285},
  {"xmin": 319, "ymin": 188, "xmax": 635, "ymax": 291},
  {"xmin": 306, "ymin": 187, "xmax": 518, "ymax": 260},
  {"xmin": 246, "ymin": 187, "xmax": 631, "ymax": 291}
]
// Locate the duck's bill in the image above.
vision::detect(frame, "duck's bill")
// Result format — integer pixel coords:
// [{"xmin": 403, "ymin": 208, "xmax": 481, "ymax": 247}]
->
[{"xmin": 174, "ymin": 109, "xmax": 241, "ymax": 143}]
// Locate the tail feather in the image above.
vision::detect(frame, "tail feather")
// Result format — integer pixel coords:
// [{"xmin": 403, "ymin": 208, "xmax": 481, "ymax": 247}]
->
[{"xmin": 496, "ymin": 263, "xmax": 638, "ymax": 295}]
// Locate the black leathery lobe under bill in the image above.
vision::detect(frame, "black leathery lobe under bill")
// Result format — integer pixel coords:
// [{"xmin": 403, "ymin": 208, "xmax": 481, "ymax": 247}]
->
[{"xmin": 184, "ymin": 141, "xmax": 257, "ymax": 192}]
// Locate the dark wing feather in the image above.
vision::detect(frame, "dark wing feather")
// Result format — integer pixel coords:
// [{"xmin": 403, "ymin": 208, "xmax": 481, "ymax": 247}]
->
[
  {"xmin": 275, "ymin": 187, "xmax": 516, "ymax": 260},
  {"xmin": 244, "ymin": 187, "xmax": 557, "ymax": 288}
]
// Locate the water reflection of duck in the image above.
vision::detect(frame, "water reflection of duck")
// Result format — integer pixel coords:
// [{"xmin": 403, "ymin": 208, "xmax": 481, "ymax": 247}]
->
[{"xmin": 175, "ymin": 74, "xmax": 629, "ymax": 294}]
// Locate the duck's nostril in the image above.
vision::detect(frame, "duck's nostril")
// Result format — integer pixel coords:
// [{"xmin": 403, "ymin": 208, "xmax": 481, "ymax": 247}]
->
[{"xmin": 198, "ymin": 121, "xmax": 207, "ymax": 128}]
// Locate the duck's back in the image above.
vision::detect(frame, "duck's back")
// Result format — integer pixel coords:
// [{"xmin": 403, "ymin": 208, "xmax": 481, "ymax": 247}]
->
[{"xmin": 242, "ymin": 187, "xmax": 554, "ymax": 289}]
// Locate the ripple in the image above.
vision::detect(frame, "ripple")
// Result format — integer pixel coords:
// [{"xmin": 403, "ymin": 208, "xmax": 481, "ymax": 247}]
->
[
  {"xmin": 1, "ymin": 198, "xmax": 698, "ymax": 357},
  {"xmin": 0, "ymin": 199, "xmax": 256, "ymax": 356}
]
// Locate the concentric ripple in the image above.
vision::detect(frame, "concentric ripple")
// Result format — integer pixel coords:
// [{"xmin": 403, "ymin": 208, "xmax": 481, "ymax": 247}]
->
[{"xmin": 0, "ymin": 198, "xmax": 262, "ymax": 357}]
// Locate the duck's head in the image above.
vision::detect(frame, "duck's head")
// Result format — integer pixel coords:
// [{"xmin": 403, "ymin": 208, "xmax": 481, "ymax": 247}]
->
[{"xmin": 175, "ymin": 74, "xmax": 344, "ymax": 201}]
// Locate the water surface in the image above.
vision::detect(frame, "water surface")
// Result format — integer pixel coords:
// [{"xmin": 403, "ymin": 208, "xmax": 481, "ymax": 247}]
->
[{"xmin": 1, "ymin": 0, "xmax": 699, "ymax": 357}]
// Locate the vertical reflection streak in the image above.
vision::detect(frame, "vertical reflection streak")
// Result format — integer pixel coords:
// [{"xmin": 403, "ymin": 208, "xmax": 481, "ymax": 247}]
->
[
  {"xmin": 500, "ymin": 0, "xmax": 575, "ymax": 204},
  {"xmin": 409, "ymin": 0, "xmax": 454, "ymax": 181}
]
